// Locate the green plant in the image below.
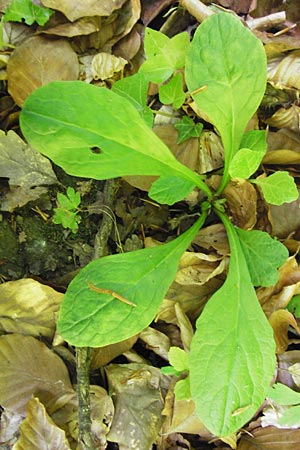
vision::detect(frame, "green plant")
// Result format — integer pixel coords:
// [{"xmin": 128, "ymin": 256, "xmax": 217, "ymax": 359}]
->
[
  {"xmin": 19, "ymin": 13, "xmax": 298, "ymax": 437},
  {"xmin": 0, "ymin": 0, "xmax": 54, "ymax": 48},
  {"xmin": 53, "ymin": 186, "xmax": 81, "ymax": 233}
]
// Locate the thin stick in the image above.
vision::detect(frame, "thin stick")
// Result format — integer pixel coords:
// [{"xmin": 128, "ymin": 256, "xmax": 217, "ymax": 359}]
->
[
  {"xmin": 76, "ymin": 347, "xmax": 94, "ymax": 450},
  {"xmin": 88, "ymin": 281, "xmax": 136, "ymax": 307}
]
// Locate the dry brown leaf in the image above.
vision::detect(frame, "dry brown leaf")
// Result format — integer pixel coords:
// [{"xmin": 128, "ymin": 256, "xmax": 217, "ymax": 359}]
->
[
  {"xmin": 13, "ymin": 397, "xmax": 71, "ymax": 450},
  {"xmin": 175, "ymin": 251, "xmax": 226, "ymax": 286},
  {"xmin": 0, "ymin": 279, "xmax": 63, "ymax": 339},
  {"xmin": 278, "ymin": 350, "xmax": 300, "ymax": 387},
  {"xmin": 41, "ymin": 0, "xmax": 127, "ymax": 22},
  {"xmin": 198, "ymin": 130, "xmax": 224, "ymax": 173},
  {"xmin": 0, "ymin": 409, "xmax": 23, "ymax": 447},
  {"xmin": 223, "ymin": 178, "xmax": 257, "ymax": 229},
  {"xmin": 193, "ymin": 223, "xmax": 229, "ymax": 256},
  {"xmin": 106, "ymin": 363, "xmax": 168, "ymax": 450},
  {"xmin": 50, "ymin": 385, "xmax": 114, "ymax": 447},
  {"xmin": 0, "ymin": 334, "xmax": 73, "ymax": 414},
  {"xmin": 139, "ymin": 327, "xmax": 170, "ymax": 360},
  {"xmin": 268, "ymin": 51, "xmax": 300, "ymax": 89},
  {"xmin": 114, "ymin": 25, "xmax": 142, "ymax": 61},
  {"xmin": 91, "ymin": 335, "xmax": 138, "ymax": 369},
  {"xmin": 7, "ymin": 36, "xmax": 78, "ymax": 106},
  {"xmin": 40, "ymin": 16, "xmax": 101, "ymax": 37},
  {"xmin": 265, "ymin": 105, "xmax": 300, "ymax": 133},
  {"xmin": 164, "ymin": 397, "xmax": 211, "ymax": 436},
  {"xmin": 238, "ymin": 425, "xmax": 300, "ymax": 449},
  {"xmin": 174, "ymin": 303, "xmax": 194, "ymax": 351},
  {"xmin": 268, "ymin": 195, "xmax": 300, "ymax": 239},
  {"xmin": 269, "ymin": 309, "xmax": 300, "ymax": 354}
]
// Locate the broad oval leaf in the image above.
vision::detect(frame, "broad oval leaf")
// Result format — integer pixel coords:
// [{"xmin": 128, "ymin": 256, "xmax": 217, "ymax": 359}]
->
[
  {"xmin": 236, "ymin": 227, "xmax": 288, "ymax": 286},
  {"xmin": 149, "ymin": 175, "xmax": 196, "ymax": 205},
  {"xmin": 185, "ymin": 13, "xmax": 267, "ymax": 191},
  {"xmin": 229, "ymin": 148, "xmax": 264, "ymax": 179},
  {"xmin": 20, "ymin": 81, "xmax": 211, "ymax": 197},
  {"xmin": 58, "ymin": 215, "xmax": 206, "ymax": 347},
  {"xmin": 189, "ymin": 215, "xmax": 276, "ymax": 436},
  {"xmin": 251, "ymin": 171, "xmax": 298, "ymax": 205}
]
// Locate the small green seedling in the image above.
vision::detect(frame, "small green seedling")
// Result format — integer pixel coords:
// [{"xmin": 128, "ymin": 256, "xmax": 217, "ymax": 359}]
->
[
  {"xmin": 53, "ymin": 187, "xmax": 81, "ymax": 233},
  {"xmin": 267, "ymin": 383, "xmax": 300, "ymax": 427},
  {"xmin": 20, "ymin": 13, "xmax": 298, "ymax": 438}
]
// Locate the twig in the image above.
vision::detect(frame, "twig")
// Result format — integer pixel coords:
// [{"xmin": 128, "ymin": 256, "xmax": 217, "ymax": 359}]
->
[
  {"xmin": 179, "ymin": 0, "xmax": 214, "ymax": 23},
  {"xmin": 76, "ymin": 347, "xmax": 94, "ymax": 450},
  {"xmin": 93, "ymin": 178, "xmax": 120, "ymax": 259},
  {"xmin": 247, "ymin": 11, "xmax": 286, "ymax": 31}
]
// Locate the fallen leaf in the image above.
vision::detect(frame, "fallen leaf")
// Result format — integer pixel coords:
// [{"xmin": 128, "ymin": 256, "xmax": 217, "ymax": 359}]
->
[
  {"xmin": 238, "ymin": 425, "xmax": 300, "ymax": 449},
  {"xmin": 7, "ymin": 35, "xmax": 79, "ymax": 106},
  {"xmin": 266, "ymin": 105, "xmax": 300, "ymax": 133},
  {"xmin": 268, "ymin": 51, "xmax": 300, "ymax": 89},
  {"xmin": 0, "ymin": 130, "xmax": 57, "ymax": 187},
  {"xmin": 223, "ymin": 179, "xmax": 257, "ymax": 229},
  {"xmin": 139, "ymin": 327, "xmax": 170, "ymax": 361},
  {"xmin": 41, "ymin": 0, "xmax": 126, "ymax": 22},
  {"xmin": 0, "ymin": 279, "xmax": 63, "ymax": 339},
  {"xmin": 106, "ymin": 363, "xmax": 168, "ymax": 450},
  {"xmin": 193, "ymin": 223, "xmax": 229, "ymax": 256},
  {"xmin": 268, "ymin": 195, "xmax": 300, "ymax": 239},
  {"xmin": 269, "ymin": 309, "xmax": 300, "ymax": 354},
  {"xmin": 91, "ymin": 53, "xmax": 127, "ymax": 80},
  {"xmin": 91, "ymin": 335, "xmax": 138, "ymax": 369},
  {"xmin": 175, "ymin": 251, "xmax": 226, "ymax": 286},
  {"xmin": 0, "ymin": 334, "xmax": 73, "ymax": 414},
  {"xmin": 13, "ymin": 397, "xmax": 71, "ymax": 450}
]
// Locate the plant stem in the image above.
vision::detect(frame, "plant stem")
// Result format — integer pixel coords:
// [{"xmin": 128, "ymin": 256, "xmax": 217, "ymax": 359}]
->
[
  {"xmin": 76, "ymin": 346, "xmax": 94, "ymax": 450},
  {"xmin": 180, "ymin": 0, "xmax": 214, "ymax": 23}
]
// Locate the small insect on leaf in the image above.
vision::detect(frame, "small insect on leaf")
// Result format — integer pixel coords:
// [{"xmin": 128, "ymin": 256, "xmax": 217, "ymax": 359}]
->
[
  {"xmin": 231, "ymin": 404, "xmax": 252, "ymax": 417},
  {"xmin": 90, "ymin": 146, "xmax": 102, "ymax": 154},
  {"xmin": 88, "ymin": 282, "xmax": 136, "ymax": 307}
]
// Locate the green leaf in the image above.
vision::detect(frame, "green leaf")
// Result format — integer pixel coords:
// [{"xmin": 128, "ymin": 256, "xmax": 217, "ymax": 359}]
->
[
  {"xmin": 279, "ymin": 404, "xmax": 300, "ymax": 427},
  {"xmin": 287, "ymin": 295, "xmax": 300, "ymax": 318},
  {"xmin": 159, "ymin": 73, "xmax": 186, "ymax": 109},
  {"xmin": 168, "ymin": 347, "xmax": 188, "ymax": 372},
  {"xmin": 229, "ymin": 148, "xmax": 264, "ymax": 179},
  {"xmin": 174, "ymin": 116, "xmax": 203, "ymax": 144},
  {"xmin": 112, "ymin": 72, "xmax": 153, "ymax": 127},
  {"xmin": 149, "ymin": 176, "xmax": 195, "ymax": 205},
  {"xmin": 57, "ymin": 215, "xmax": 207, "ymax": 347},
  {"xmin": 267, "ymin": 383, "xmax": 300, "ymax": 406},
  {"xmin": 236, "ymin": 228, "xmax": 288, "ymax": 287},
  {"xmin": 3, "ymin": 0, "xmax": 54, "ymax": 26},
  {"xmin": 20, "ymin": 81, "xmax": 211, "ymax": 198},
  {"xmin": 174, "ymin": 377, "xmax": 191, "ymax": 400},
  {"xmin": 240, "ymin": 130, "xmax": 267, "ymax": 154},
  {"xmin": 251, "ymin": 171, "xmax": 298, "ymax": 205},
  {"xmin": 57, "ymin": 187, "xmax": 80, "ymax": 210},
  {"xmin": 189, "ymin": 214, "xmax": 276, "ymax": 437},
  {"xmin": 139, "ymin": 28, "xmax": 190, "ymax": 83},
  {"xmin": 185, "ymin": 13, "xmax": 267, "ymax": 192}
]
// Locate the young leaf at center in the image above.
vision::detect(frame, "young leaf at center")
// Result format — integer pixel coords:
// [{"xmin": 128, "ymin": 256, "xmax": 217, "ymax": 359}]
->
[
  {"xmin": 189, "ymin": 214, "xmax": 276, "ymax": 437},
  {"xmin": 58, "ymin": 215, "xmax": 207, "ymax": 347}
]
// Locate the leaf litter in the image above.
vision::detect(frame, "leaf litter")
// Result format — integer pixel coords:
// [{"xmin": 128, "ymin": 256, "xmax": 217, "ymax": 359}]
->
[{"xmin": 0, "ymin": 0, "xmax": 300, "ymax": 449}]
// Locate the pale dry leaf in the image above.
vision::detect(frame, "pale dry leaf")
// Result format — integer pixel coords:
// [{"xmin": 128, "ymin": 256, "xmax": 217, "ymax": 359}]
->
[
  {"xmin": 174, "ymin": 303, "xmax": 194, "ymax": 351},
  {"xmin": 0, "ymin": 334, "xmax": 74, "ymax": 414},
  {"xmin": 175, "ymin": 251, "xmax": 226, "ymax": 286},
  {"xmin": 12, "ymin": 397, "xmax": 71, "ymax": 450},
  {"xmin": 139, "ymin": 327, "xmax": 170, "ymax": 360},
  {"xmin": 266, "ymin": 104, "xmax": 300, "ymax": 133},
  {"xmin": 268, "ymin": 51, "xmax": 300, "ymax": 90},
  {"xmin": 91, "ymin": 52, "xmax": 127, "ymax": 80},
  {"xmin": 288, "ymin": 362, "xmax": 300, "ymax": 388},
  {"xmin": 106, "ymin": 363, "xmax": 168, "ymax": 450},
  {"xmin": 0, "ymin": 409, "xmax": 24, "ymax": 447},
  {"xmin": 278, "ymin": 351, "xmax": 300, "ymax": 387},
  {"xmin": 165, "ymin": 397, "xmax": 211, "ymax": 436},
  {"xmin": 0, "ymin": 130, "xmax": 57, "ymax": 187},
  {"xmin": 0, "ymin": 279, "xmax": 63, "ymax": 339},
  {"xmin": 41, "ymin": 0, "xmax": 127, "ymax": 21},
  {"xmin": 91, "ymin": 335, "xmax": 138, "ymax": 369},
  {"xmin": 41, "ymin": 16, "xmax": 101, "ymax": 38},
  {"xmin": 269, "ymin": 309, "xmax": 300, "ymax": 354},
  {"xmin": 193, "ymin": 223, "xmax": 229, "ymax": 256},
  {"xmin": 198, "ymin": 130, "xmax": 224, "ymax": 173},
  {"xmin": 7, "ymin": 35, "xmax": 79, "ymax": 106}
]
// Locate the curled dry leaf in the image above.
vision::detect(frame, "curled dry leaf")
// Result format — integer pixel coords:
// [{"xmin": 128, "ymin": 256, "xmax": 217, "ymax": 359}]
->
[
  {"xmin": 0, "ymin": 334, "xmax": 73, "ymax": 414},
  {"xmin": 198, "ymin": 130, "xmax": 224, "ymax": 173},
  {"xmin": 266, "ymin": 105, "xmax": 300, "ymax": 133},
  {"xmin": 41, "ymin": 0, "xmax": 127, "ymax": 22},
  {"xmin": 258, "ymin": 256, "xmax": 300, "ymax": 317},
  {"xmin": 91, "ymin": 53, "xmax": 127, "ymax": 80},
  {"xmin": 175, "ymin": 251, "xmax": 226, "ymax": 286},
  {"xmin": 174, "ymin": 302, "xmax": 194, "ymax": 351},
  {"xmin": 0, "ymin": 279, "xmax": 63, "ymax": 339},
  {"xmin": 91, "ymin": 335, "xmax": 138, "ymax": 369},
  {"xmin": 139, "ymin": 327, "xmax": 170, "ymax": 361},
  {"xmin": 269, "ymin": 309, "xmax": 300, "ymax": 354},
  {"xmin": 13, "ymin": 397, "xmax": 71, "ymax": 450},
  {"xmin": 7, "ymin": 35, "xmax": 79, "ymax": 106},
  {"xmin": 40, "ymin": 16, "xmax": 101, "ymax": 38},
  {"xmin": 268, "ymin": 51, "xmax": 300, "ymax": 89},
  {"xmin": 223, "ymin": 179, "xmax": 257, "ymax": 229}
]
